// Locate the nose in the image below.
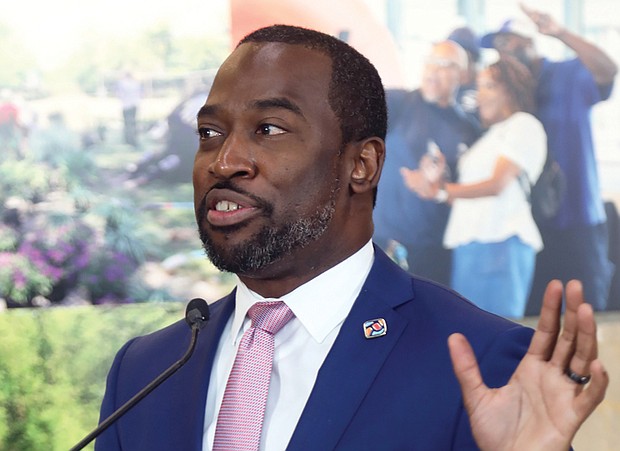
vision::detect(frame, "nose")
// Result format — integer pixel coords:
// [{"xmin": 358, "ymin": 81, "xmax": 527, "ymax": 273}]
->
[{"xmin": 208, "ymin": 132, "xmax": 256, "ymax": 180}]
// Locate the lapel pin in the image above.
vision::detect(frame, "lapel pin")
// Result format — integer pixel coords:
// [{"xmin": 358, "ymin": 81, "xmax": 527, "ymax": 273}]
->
[{"xmin": 363, "ymin": 318, "xmax": 387, "ymax": 339}]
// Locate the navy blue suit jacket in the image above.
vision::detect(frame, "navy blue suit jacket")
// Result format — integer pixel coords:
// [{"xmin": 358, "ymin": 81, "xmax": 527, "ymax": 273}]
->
[{"xmin": 96, "ymin": 247, "xmax": 533, "ymax": 450}]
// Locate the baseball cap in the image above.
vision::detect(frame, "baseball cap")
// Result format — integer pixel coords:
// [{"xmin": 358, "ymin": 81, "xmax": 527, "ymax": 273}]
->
[
  {"xmin": 447, "ymin": 27, "xmax": 480, "ymax": 62},
  {"xmin": 480, "ymin": 18, "xmax": 537, "ymax": 49}
]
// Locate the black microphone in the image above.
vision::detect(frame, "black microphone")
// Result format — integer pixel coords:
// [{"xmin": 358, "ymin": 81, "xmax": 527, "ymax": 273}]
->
[{"xmin": 70, "ymin": 298, "xmax": 210, "ymax": 451}]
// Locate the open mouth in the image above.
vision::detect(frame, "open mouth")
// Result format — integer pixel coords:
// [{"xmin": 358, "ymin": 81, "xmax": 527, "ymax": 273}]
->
[
  {"xmin": 214, "ymin": 200, "xmax": 243, "ymax": 212},
  {"xmin": 204, "ymin": 188, "xmax": 265, "ymax": 228}
]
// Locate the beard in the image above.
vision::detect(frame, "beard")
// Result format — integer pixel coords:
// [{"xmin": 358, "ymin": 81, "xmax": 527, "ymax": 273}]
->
[
  {"xmin": 501, "ymin": 47, "xmax": 534, "ymax": 72},
  {"xmin": 197, "ymin": 180, "xmax": 339, "ymax": 275}
]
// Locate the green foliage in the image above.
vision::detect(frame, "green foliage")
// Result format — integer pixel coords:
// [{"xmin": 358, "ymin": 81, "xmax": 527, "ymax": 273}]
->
[
  {"xmin": 0, "ymin": 303, "xmax": 185, "ymax": 451},
  {"xmin": 0, "ymin": 159, "xmax": 59, "ymax": 205},
  {"xmin": 143, "ymin": 23, "xmax": 175, "ymax": 68},
  {"xmin": 0, "ymin": 14, "xmax": 233, "ymax": 449},
  {"xmin": 0, "ymin": 125, "xmax": 175, "ymax": 305},
  {"xmin": 64, "ymin": 24, "xmax": 228, "ymax": 95},
  {"xmin": 29, "ymin": 119, "xmax": 98, "ymax": 188},
  {"xmin": 0, "ymin": 253, "xmax": 53, "ymax": 304},
  {"xmin": 0, "ymin": 226, "xmax": 18, "ymax": 251},
  {"xmin": 0, "ymin": 19, "xmax": 228, "ymax": 95},
  {"xmin": 165, "ymin": 34, "xmax": 230, "ymax": 73}
]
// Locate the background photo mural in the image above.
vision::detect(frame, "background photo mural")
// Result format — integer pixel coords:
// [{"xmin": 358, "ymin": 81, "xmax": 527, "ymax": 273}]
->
[
  {"xmin": 1, "ymin": 0, "xmax": 619, "ymax": 449},
  {"xmin": 1, "ymin": 0, "xmax": 619, "ymax": 312}
]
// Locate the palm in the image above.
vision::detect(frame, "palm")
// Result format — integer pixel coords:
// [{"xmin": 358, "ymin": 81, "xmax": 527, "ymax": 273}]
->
[
  {"xmin": 467, "ymin": 356, "xmax": 581, "ymax": 450},
  {"xmin": 449, "ymin": 280, "xmax": 608, "ymax": 451}
]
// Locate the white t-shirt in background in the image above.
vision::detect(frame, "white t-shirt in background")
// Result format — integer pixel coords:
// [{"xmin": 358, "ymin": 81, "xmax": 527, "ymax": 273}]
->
[{"xmin": 444, "ymin": 112, "xmax": 547, "ymax": 251}]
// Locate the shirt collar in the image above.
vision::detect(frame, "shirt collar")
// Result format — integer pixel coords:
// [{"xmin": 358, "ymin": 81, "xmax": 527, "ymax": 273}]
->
[{"xmin": 231, "ymin": 240, "xmax": 375, "ymax": 345}]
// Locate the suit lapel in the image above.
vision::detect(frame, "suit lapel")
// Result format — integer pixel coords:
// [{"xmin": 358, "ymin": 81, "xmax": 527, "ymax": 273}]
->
[{"xmin": 287, "ymin": 248, "xmax": 414, "ymax": 450}]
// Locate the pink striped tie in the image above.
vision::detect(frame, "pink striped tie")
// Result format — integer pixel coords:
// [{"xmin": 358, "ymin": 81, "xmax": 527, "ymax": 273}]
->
[{"xmin": 213, "ymin": 301, "xmax": 294, "ymax": 451}]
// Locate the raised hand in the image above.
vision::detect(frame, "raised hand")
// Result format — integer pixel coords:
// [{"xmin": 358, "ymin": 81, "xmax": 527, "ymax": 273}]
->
[
  {"xmin": 520, "ymin": 3, "xmax": 564, "ymax": 37},
  {"xmin": 449, "ymin": 279, "xmax": 608, "ymax": 451}
]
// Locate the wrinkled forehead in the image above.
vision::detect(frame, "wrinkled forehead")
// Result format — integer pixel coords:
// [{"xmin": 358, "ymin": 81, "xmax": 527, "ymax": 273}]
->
[{"xmin": 207, "ymin": 42, "xmax": 334, "ymax": 103}]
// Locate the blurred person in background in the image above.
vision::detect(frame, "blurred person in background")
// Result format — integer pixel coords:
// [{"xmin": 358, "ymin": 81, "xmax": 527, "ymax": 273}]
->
[
  {"xmin": 447, "ymin": 26, "xmax": 481, "ymax": 122},
  {"xmin": 116, "ymin": 71, "xmax": 142, "ymax": 148},
  {"xmin": 0, "ymin": 89, "xmax": 28, "ymax": 158},
  {"xmin": 402, "ymin": 56, "xmax": 546, "ymax": 318},
  {"xmin": 373, "ymin": 41, "xmax": 480, "ymax": 285},
  {"xmin": 480, "ymin": 4, "xmax": 618, "ymax": 313}
]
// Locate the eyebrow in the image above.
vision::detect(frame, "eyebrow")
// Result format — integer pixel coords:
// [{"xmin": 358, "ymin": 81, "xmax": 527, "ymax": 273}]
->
[
  {"xmin": 252, "ymin": 97, "xmax": 304, "ymax": 118},
  {"xmin": 196, "ymin": 97, "xmax": 305, "ymax": 121},
  {"xmin": 197, "ymin": 104, "xmax": 218, "ymax": 120}
]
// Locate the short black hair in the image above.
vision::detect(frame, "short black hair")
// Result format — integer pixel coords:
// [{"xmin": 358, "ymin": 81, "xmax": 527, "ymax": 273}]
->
[{"xmin": 239, "ymin": 25, "xmax": 387, "ymax": 144}]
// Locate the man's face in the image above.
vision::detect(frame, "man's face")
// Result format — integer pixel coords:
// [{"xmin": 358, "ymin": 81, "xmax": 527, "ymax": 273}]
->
[
  {"xmin": 493, "ymin": 33, "xmax": 534, "ymax": 67},
  {"xmin": 420, "ymin": 43, "xmax": 463, "ymax": 107},
  {"xmin": 193, "ymin": 43, "xmax": 346, "ymax": 277}
]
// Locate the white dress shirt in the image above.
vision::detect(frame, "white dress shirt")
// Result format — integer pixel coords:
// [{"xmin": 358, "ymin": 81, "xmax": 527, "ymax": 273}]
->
[{"xmin": 203, "ymin": 240, "xmax": 374, "ymax": 450}]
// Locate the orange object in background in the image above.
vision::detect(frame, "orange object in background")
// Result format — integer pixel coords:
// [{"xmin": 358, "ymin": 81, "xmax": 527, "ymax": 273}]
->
[{"xmin": 230, "ymin": 0, "xmax": 406, "ymax": 88}]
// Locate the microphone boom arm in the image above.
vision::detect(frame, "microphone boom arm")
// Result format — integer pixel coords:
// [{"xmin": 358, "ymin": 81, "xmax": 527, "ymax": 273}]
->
[{"xmin": 70, "ymin": 324, "xmax": 201, "ymax": 451}]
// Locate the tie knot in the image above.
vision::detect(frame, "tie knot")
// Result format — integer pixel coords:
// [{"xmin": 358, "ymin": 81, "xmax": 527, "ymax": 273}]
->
[{"xmin": 248, "ymin": 301, "xmax": 294, "ymax": 335}]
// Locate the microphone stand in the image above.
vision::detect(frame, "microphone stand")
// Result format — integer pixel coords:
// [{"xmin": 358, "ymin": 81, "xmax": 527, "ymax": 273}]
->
[{"xmin": 70, "ymin": 324, "xmax": 200, "ymax": 450}]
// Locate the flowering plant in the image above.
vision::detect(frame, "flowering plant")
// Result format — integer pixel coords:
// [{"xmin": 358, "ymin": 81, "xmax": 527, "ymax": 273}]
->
[
  {"xmin": 82, "ymin": 248, "xmax": 140, "ymax": 304},
  {"xmin": 0, "ymin": 211, "xmax": 146, "ymax": 306},
  {"xmin": 0, "ymin": 214, "xmax": 95, "ymax": 305},
  {"xmin": 21, "ymin": 219, "xmax": 92, "ymax": 278},
  {"xmin": 0, "ymin": 159, "xmax": 60, "ymax": 205},
  {"xmin": 0, "ymin": 252, "xmax": 53, "ymax": 304},
  {"xmin": 0, "ymin": 124, "xmax": 156, "ymax": 308}
]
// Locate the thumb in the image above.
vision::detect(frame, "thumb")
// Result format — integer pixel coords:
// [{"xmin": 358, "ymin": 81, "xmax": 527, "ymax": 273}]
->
[{"xmin": 448, "ymin": 333, "xmax": 488, "ymax": 412}]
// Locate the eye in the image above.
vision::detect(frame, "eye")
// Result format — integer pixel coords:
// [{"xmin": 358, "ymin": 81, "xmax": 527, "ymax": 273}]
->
[
  {"xmin": 256, "ymin": 124, "xmax": 286, "ymax": 136},
  {"xmin": 197, "ymin": 127, "xmax": 222, "ymax": 140}
]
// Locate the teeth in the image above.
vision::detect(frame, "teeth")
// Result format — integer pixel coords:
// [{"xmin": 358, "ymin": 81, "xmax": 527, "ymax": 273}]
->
[{"xmin": 215, "ymin": 201, "xmax": 241, "ymax": 212}]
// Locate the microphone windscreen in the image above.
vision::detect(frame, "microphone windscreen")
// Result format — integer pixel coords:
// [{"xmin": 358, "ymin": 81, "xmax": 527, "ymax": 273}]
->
[{"xmin": 185, "ymin": 298, "xmax": 210, "ymax": 329}]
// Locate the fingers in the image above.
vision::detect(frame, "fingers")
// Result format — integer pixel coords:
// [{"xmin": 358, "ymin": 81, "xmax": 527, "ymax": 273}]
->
[
  {"xmin": 519, "ymin": 2, "xmax": 536, "ymax": 18},
  {"xmin": 527, "ymin": 279, "xmax": 598, "ymax": 379},
  {"xmin": 519, "ymin": 3, "xmax": 560, "ymax": 35},
  {"xmin": 574, "ymin": 359, "xmax": 609, "ymax": 419},
  {"xmin": 519, "ymin": 2, "xmax": 544, "ymax": 21},
  {"xmin": 545, "ymin": 280, "xmax": 600, "ymax": 400},
  {"xmin": 565, "ymin": 302, "xmax": 598, "ymax": 380},
  {"xmin": 526, "ymin": 279, "xmax": 563, "ymax": 361},
  {"xmin": 448, "ymin": 333, "xmax": 487, "ymax": 412},
  {"xmin": 549, "ymin": 280, "xmax": 586, "ymax": 370}
]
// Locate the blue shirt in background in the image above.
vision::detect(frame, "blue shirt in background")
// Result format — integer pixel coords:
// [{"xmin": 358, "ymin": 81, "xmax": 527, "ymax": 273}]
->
[
  {"xmin": 535, "ymin": 57, "xmax": 614, "ymax": 229},
  {"xmin": 373, "ymin": 89, "xmax": 480, "ymax": 249}
]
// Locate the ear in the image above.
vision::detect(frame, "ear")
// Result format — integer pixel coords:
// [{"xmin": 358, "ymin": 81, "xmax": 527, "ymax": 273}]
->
[{"xmin": 349, "ymin": 137, "xmax": 385, "ymax": 194}]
